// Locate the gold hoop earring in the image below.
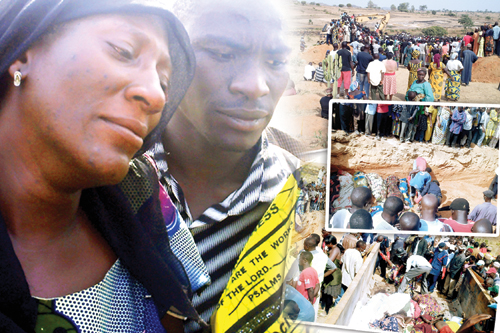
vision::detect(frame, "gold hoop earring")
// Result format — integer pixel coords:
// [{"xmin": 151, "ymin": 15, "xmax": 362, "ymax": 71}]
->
[{"xmin": 14, "ymin": 71, "xmax": 22, "ymax": 87}]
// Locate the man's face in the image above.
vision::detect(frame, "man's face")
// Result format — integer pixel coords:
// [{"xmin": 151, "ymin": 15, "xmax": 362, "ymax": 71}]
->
[{"xmin": 178, "ymin": 1, "xmax": 290, "ymax": 151}]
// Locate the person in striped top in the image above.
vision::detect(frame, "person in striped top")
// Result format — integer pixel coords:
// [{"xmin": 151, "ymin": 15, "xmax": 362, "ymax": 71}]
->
[{"xmin": 150, "ymin": 0, "xmax": 301, "ymax": 331}]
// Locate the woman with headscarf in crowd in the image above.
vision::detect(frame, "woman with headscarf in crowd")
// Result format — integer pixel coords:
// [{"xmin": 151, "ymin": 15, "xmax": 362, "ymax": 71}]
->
[
  {"xmin": 445, "ymin": 53, "xmax": 464, "ymax": 101},
  {"xmin": 431, "ymin": 106, "xmax": 452, "ymax": 145},
  {"xmin": 406, "ymin": 68, "xmax": 434, "ymax": 102},
  {"xmin": 428, "ymin": 52, "xmax": 451, "ymax": 102},
  {"xmin": 0, "ymin": 0, "xmax": 204, "ymax": 331},
  {"xmin": 478, "ymin": 26, "xmax": 486, "ymax": 57},
  {"xmin": 407, "ymin": 49, "xmax": 424, "ymax": 92},
  {"xmin": 485, "ymin": 24, "xmax": 495, "ymax": 56}
]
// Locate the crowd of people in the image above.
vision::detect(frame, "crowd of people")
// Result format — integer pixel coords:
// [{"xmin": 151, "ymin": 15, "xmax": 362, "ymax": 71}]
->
[
  {"xmin": 329, "ymin": 157, "xmax": 498, "ymax": 233},
  {"xmin": 284, "ymin": 230, "xmax": 497, "ymax": 333},
  {"xmin": 298, "ymin": 167, "xmax": 328, "ymax": 214},
  {"xmin": 321, "ymin": 102, "xmax": 500, "ymax": 149},
  {"xmin": 303, "ymin": 12, "xmax": 500, "ymax": 103}
]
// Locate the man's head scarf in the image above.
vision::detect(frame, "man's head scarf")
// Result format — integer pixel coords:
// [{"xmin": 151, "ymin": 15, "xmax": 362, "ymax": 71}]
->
[
  {"xmin": 412, "ymin": 49, "xmax": 420, "ymax": 59},
  {"xmin": 0, "ymin": 0, "xmax": 196, "ymax": 156}
]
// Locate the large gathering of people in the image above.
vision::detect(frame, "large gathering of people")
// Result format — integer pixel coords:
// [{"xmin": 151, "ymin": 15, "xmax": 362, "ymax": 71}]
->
[
  {"xmin": 329, "ymin": 157, "xmax": 498, "ymax": 233},
  {"xmin": 326, "ymin": 103, "xmax": 500, "ymax": 149},
  {"xmin": 303, "ymin": 12, "xmax": 500, "ymax": 103},
  {"xmin": 284, "ymin": 230, "xmax": 497, "ymax": 333}
]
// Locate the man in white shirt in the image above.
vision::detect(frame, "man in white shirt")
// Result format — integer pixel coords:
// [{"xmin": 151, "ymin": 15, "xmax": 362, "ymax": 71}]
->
[
  {"xmin": 397, "ymin": 254, "xmax": 432, "ymax": 294},
  {"xmin": 366, "ymin": 53, "xmax": 386, "ymax": 100},
  {"xmin": 341, "ymin": 240, "xmax": 367, "ymax": 291},
  {"xmin": 303, "ymin": 62, "xmax": 315, "ymax": 81},
  {"xmin": 373, "ymin": 196, "xmax": 404, "ymax": 231},
  {"xmin": 477, "ymin": 108, "xmax": 490, "ymax": 147}
]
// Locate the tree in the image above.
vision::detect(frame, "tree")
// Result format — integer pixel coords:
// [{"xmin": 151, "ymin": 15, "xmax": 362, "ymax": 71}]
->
[
  {"xmin": 421, "ymin": 26, "xmax": 448, "ymax": 36},
  {"xmin": 391, "ymin": 4, "xmax": 396, "ymax": 10},
  {"xmin": 301, "ymin": 1, "xmax": 306, "ymax": 5},
  {"xmin": 486, "ymin": 16, "xmax": 491, "ymax": 20},
  {"xmin": 432, "ymin": 10, "xmax": 436, "ymax": 15},
  {"xmin": 411, "ymin": 5, "xmax": 415, "ymax": 12},
  {"xmin": 346, "ymin": 3, "xmax": 352, "ymax": 7},
  {"xmin": 419, "ymin": 5, "xmax": 427, "ymax": 11},
  {"xmin": 367, "ymin": 0, "xmax": 377, "ymax": 8},
  {"xmin": 397, "ymin": 2, "xmax": 409, "ymax": 12},
  {"xmin": 458, "ymin": 14, "xmax": 474, "ymax": 31},
  {"xmin": 339, "ymin": 3, "xmax": 344, "ymax": 7}
]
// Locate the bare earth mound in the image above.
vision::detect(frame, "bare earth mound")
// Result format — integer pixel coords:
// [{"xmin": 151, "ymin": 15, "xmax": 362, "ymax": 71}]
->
[
  {"xmin": 472, "ymin": 56, "xmax": 500, "ymax": 84},
  {"xmin": 301, "ymin": 44, "xmax": 332, "ymax": 64},
  {"xmin": 330, "ymin": 132, "xmax": 498, "ymax": 209}
]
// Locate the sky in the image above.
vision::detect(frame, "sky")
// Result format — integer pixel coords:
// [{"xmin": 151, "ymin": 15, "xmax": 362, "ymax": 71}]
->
[{"xmin": 319, "ymin": 0, "xmax": 500, "ymax": 12}]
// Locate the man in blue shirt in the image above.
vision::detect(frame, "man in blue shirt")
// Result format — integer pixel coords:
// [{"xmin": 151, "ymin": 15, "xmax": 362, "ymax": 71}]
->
[
  {"xmin": 356, "ymin": 46, "xmax": 373, "ymax": 99},
  {"xmin": 493, "ymin": 22, "xmax": 500, "ymax": 56}
]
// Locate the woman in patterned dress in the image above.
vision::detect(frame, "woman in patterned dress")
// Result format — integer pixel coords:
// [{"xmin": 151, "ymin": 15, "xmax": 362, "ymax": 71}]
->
[
  {"xmin": 445, "ymin": 53, "xmax": 464, "ymax": 101},
  {"xmin": 0, "ymin": 0, "xmax": 203, "ymax": 331},
  {"xmin": 431, "ymin": 107, "xmax": 452, "ymax": 145},
  {"xmin": 407, "ymin": 50, "xmax": 423, "ymax": 92},
  {"xmin": 428, "ymin": 53, "xmax": 451, "ymax": 102}
]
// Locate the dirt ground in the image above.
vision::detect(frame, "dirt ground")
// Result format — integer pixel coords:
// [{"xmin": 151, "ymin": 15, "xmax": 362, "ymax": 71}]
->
[
  {"xmin": 271, "ymin": 3, "xmax": 500, "ymax": 152},
  {"xmin": 330, "ymin": 132, "xmax": 498, "ymax": 212}
]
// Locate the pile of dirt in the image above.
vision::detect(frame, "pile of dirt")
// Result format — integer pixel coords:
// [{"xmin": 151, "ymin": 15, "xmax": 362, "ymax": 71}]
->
[
  {"xmin": 330, "ymin": 133, "xmax": 498, "ymax": 208},
  {"xmin": 300, "ymin": 44, "xmax": 332, "ymax": 64},
  {"xmin": 471, "ymin": 56, "xmax": 500, "ymax": 84}
]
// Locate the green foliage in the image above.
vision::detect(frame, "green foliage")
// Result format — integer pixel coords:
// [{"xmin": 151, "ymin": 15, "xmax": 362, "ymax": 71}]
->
[
  {"xmin": 391, "ymin": 4, "xmax": 396, "ymax": 11},
  {"xmin": 419, "ymin": 5, "xmax": 427, "ymax": 11},
  {"xmin": 421, "ymin": 26, "xmax": 448, "ymax": 36},
  {"xmin": 339, "ymin": 3, "xmax": 345, "ymax": 7},
  {"xmin": 411, "ymin": 5, "xmax": 415, "ymax": 12},
  {"xmin": 486, "ymin": 16, "xmax": 491, "ymax": 20},
  {"xmin": 316, "ymin": 3, "xmax": 321, "ymax": 5},
  {"xmin": 458, "ymin": 14, "xmax": 474, "ymax": 30},
  {"xmin": 446, "ymin": 12, "xmax": 456, "ymax": 17},
  {"xmin": 432, "ymin": 10, "xmax": 436, "ymax": 15},
  {"xmin": 398, "ymin": 2, "xmax": 409, "ymax": 12},
  {"xmin": 346, "ymin": 3, "xmax": 352, "ymax": 7},
  {"xmin": 367, "ymin": 0, "xmax": 376, "ymax": 8},
  {"xmin": 301, "ymin": 1, "xmax": 306, "ymax": 5}
]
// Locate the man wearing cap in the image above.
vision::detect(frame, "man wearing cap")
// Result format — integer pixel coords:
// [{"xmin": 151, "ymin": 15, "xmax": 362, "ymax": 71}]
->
[
  {"xmin": 442, "ymin": 198, "xmax": 475, "ymax": 232},
  {"xmin": 443, "ymin": 245, "xmax": 466, "ymax": 299},
  {"xmin": 427, "ymin": 243, "xmax": 449, "ymax": 293},
  {"xmin": 469, "ymin": 190, "xmax": 497, "ymax": 231},
  {"xmin": 398, "ymin": 253, "xmax": 432, "ymax": 294}
]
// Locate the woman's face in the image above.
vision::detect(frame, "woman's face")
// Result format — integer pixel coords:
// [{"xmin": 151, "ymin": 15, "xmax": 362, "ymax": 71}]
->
[
  {"xmin": 14, "ymin": 14, "xmax": 171, "ymax": 187},
  {"xmin": 417, "ymin": 71, "xmax": 426, "ymax": 82}
]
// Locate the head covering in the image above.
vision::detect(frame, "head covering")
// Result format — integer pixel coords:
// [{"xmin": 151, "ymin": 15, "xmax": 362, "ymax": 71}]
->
[
  {"xmin": 488, "ymin": 246, "xmax": 493, "ymax": 251},
  {"xmin": 438, "ymin": 242, "xmax": 446, "ymax": 249},
  {"xmin": 349, "ymin": 80, "xmax": 359, "ymax": 92},
  {"xmin": 494, "ymin": 262, "xmax": 500, "ymax": 269},
  {"xmin": 484, "ymin": 190, "xmax": 495, "ymax": 198},
  {"xmin": 0, "ymin": 0, "xmax": 199, "ymax": 330},
  {"xmin": 450, "ymin": 198, "xmax": 469, "ymax": 211},
  {"xmin": 467, "ymin": 248, "xmax": 473, "ymax": 254},
  {"xmin": 487, "ymin": 267, "xmax": 497, "ymax": 274},
  {"xmin": 486, "ymin": 253, "xmax": 493, "ymax": 260},
  {"xmin": 451, "ymin": 52, "xmax": 458, "ymax": 60},
  {"xmin": 0, "ymin": 0, "xmax": 196, "ymax": 157},
  {"xmin": 417, "ymin": 67, "xmax": 427, "ymax": 74},
  {"xmin": 433, "ymin": 53, "xmax": 441, "ymax": 68},
  {"xmin": 412, "ymin": 49, "xmax": 420, "ymax": 59},
  {"xmin": 449, "ymin": 244, "xmax": 456, "ymax": 251},
  {"xmin": 477, "ymin": 260, "xmax": 485, "ymax": 266}
]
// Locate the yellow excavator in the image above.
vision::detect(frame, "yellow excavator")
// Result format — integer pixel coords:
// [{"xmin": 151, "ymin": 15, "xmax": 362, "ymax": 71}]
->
[{"xmin": 355, "ymin": 12, "xmax": 390, "ymax": 34}]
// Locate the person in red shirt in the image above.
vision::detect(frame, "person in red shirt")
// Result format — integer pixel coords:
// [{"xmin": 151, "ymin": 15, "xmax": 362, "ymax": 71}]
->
[
  {"xmin": 295, "ymin": 251, "xmax": 320, "ymax": 304},
  {"xmin": 441, "ymin": 198, "xmax": 475, "ymax": 232}
]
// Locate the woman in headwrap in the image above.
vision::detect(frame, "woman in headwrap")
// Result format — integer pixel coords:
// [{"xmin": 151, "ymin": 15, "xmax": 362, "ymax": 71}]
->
[
  {"xmin": 406, "ymin": 68, "xmax": 434, "ymax": 102},
  {"xmin": 485, "ymin": 24, "xmax": 494, "ymax": 56},
  {"xmin": 431, "ymin": 106, "xmax": 452, "ymax": 145},
  {"xmin": 0, "ymin": 0, "xmax": 204, "ymax": 331},
  {"xmin": 428, "ymin": 53, "xmax": 451, "ymax": 102},
  {"xmin": 478, "ymin": 26, "xmax": 486, "ymax": 57},
  {"xmin": 406, "ymin": 49, "xmax": 423, "ymax": 91},
  {"xmin": 444, "ymin": 53, "xmax": 464, "ymax": 101}
]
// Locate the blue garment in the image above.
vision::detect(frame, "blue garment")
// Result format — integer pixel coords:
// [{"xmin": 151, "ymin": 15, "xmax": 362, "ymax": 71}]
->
[
  {"xmin": 365, "ymin": 103, "xmax": 378, "ymax": 115},
  {"xmin": 418, "ymin": 219, "xmax": 429, "ymax": 231},
  {"xmin": 406, "ymin": 81, "xmax": 435, "ymax": 101},
  {"xmin": 430, "ymin": 249, "xmax": 449, "ymax": 275},
  {"xmin": 357, "ymin": 51, "xmax": 373, "ymax": 74},
  {"xmin": 461, "ymin": 50, "xmax": 478, "ymax": 85},
  {"xmin": 379, "ymin": 54, "xmax": 387, "ymax": 61},
  {"xmin": 424, "ymin": 235, "xmax": 434, "ymax": 245},
  {"xmin": 410, "ymin": 172, "xmax": 431, "ymax": 192},
  {"xmin": 493, "ymin": 25, "xmax": 500, "ymax": 40},
  {"xmin": 449, "ymin": 109, "xmax": 466, "ymax": 135},
  {"xmin": 284, "ymin": 285, "xmax": 315, "ymax": 322}
]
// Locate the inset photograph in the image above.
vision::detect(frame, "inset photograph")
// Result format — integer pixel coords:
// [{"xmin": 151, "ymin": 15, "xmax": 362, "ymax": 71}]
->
[{"xmin": 326, "ymin": 102, "xmax": 498, "ymax": 235}]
